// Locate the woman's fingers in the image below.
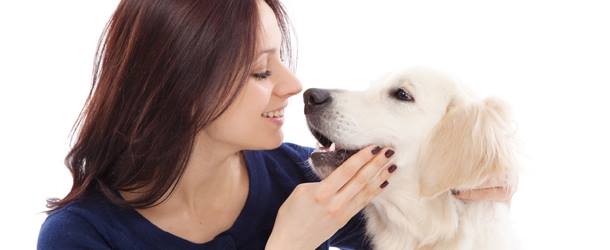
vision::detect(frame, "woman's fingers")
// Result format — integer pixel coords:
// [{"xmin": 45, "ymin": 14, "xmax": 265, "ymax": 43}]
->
[
  {"xmin": 453, "ymin": 186, "xmax": 514, "ymax": 203},
  {"xmin": 452, "ymin": 172, "xmax": 518, "ymax": 204},
  {"xmin": 318, "ymin": 145, "xmax": 382, "ymax": 197},
  {"xmin": 333, "ymin": 148, "xmax": 395, "ymax": 203},
  {"xmin": 345, "ymin": 161, "xmax": 397, "ymax": 215}
]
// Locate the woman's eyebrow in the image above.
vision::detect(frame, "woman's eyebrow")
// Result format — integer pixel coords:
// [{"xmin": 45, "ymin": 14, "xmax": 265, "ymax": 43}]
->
[{"xmin": 257, "ymin": 48, "xmax": 277, "ymax": 56}]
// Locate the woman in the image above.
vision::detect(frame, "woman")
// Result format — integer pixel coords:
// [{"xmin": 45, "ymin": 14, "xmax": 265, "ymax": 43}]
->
[{"xmin": 37, "ymin": 0, "xmax": 513, "ymax": 249}]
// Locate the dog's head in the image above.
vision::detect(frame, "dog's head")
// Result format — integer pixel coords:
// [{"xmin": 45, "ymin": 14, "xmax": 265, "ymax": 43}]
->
[{"xmin": 305, "ymin": 68, "xmax": 516, "ymax": 197}]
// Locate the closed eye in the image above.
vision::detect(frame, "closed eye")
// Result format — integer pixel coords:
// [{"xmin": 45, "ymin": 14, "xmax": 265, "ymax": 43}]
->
[
  {"xmin": 391, "ymin": 88, "xmax": 415, "ymax": 102},
  {"xmin": 252, "ymin": 70, "xmax": 272, "ymax": 80}
]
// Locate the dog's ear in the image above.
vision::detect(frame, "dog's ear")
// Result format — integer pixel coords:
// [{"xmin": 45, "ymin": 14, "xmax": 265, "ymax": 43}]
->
[{"xmin": 418, "ymin": 97, "xmax": 516, "ymax": 198}]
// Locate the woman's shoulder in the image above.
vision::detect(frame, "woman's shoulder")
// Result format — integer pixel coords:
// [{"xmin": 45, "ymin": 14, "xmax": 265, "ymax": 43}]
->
[{"xmin": 38, "ymin": 193, "xmax": 116, "ymax": 249}]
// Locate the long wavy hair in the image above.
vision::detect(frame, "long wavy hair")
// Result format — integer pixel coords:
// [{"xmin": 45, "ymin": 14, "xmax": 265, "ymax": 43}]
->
[{"xmin": 47, "ymin": 0, "xmax": 294, "ymax": 212}]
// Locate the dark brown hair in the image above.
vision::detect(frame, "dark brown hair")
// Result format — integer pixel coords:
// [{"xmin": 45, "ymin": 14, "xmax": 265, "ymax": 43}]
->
[{"xmin": 47, "ymin": 0, "xmax": 294, "ymax": 211}]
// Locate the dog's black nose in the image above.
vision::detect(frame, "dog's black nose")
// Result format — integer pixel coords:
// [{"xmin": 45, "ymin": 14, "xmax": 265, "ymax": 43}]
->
[{"xmin": 303, "ymin": 88, "xmax": 332, "ymax": 114}]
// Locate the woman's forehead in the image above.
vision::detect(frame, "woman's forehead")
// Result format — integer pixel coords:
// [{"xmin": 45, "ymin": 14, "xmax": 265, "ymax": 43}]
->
[{"xmin": 257, "ymin": 1, "xmax": 281, "ymax": 53}]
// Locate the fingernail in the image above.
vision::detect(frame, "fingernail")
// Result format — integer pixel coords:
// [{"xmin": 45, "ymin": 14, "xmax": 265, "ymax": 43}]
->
[
  {"xmin": 380, "ymin": 180, "xmax": 389, "ymax": 189},
  {"xmin": 451, "ymin": 189, "xmax": 460, "ymax": 195},
  {"xmin": 371, "ymin": 146, "xmax": 382, "ymax": 155},
  {"xmin": 384, "ymin": 149, "xmax": 395, "ymax": 158},
  {"xmin": 388, "ymin": 164, "xmax": 397, "ymax": 173}
]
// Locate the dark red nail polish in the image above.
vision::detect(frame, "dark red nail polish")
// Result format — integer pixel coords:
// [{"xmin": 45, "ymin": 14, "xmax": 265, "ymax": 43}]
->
[
  {"xmin": 388, "ymin": 164, "xmax": 397, "ymax": 173},
  {"xmin": 384, "ymin": 149, "xmax": 395, "ymax": 158},
  {"xmin": 380, "ymin": 180, "xmax": 389, "ymax": 189},
  {"xmin": 451, "ymin": 189, "xmax": 460, "ymax": 195},
  {"xmin": 371, "ymin": 146, "xmax": 382, "ymax": 155}
]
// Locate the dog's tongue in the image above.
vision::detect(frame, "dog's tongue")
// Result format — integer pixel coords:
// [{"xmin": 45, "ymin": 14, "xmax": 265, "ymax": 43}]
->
[{"xmin": 310, "ymin": 149, "xmax": 359, "ymax": 168}]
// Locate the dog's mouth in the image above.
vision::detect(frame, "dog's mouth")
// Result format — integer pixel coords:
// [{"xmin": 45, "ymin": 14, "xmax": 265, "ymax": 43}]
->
[{"xmin": 310, "ymin": 129, "xmax": 361, "ymax": 168}]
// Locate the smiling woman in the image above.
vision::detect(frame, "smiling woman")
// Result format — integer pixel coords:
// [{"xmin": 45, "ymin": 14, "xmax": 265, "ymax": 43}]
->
[
  {"xmin": 36, "ymin": 0, "xmax": 396, "ymax": 249},
  {"xmin": 46, "ymin": 0, "xmax": 282, "ymax": 210},
  {"xmin": 3, "ymin": 0, "xmax": 607, "ymax": 249}
]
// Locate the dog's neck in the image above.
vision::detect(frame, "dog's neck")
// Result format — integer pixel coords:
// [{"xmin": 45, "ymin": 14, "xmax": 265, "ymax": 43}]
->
[{"xmin": 365, "ymin": 150, "xmax": 462, "ymax": 247}]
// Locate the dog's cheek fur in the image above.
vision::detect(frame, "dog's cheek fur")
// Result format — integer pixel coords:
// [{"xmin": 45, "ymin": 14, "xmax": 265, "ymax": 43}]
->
[{"xmin": 417, "ymin": 97, "xmax": 517, "ymax": 197}]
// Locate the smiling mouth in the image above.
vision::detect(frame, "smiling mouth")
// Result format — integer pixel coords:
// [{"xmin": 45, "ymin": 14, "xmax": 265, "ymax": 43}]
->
[
  {"xmin": 261, "ymin": 108, "xmax": 284, "ymax": 118},
  {"xmin": 309, "ymin": 128, "xmax": 361, "ymax": 168}
]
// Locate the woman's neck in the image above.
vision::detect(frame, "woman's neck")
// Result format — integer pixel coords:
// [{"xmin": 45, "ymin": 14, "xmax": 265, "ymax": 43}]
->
[
  {"xmin": 122, "ymin": 129, "xmax": 249, "ymax": 216},
  {"xmin": 121, "ymin": 130, "xmax": 250, "ymax": 243},
  {"xmin": 165, "ymin": 129, "xmax": 248, "ymax": 213}
]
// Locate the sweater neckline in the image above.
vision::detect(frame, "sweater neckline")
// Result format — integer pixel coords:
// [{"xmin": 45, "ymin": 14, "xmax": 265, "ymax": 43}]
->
[{"xmin": 117, "ymin": 150, "xmax": 261, "ymax": 247}]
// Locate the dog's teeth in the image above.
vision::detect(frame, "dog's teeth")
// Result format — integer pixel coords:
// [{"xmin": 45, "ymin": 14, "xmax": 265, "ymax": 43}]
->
[{"xmin": 316, "ymin": 142, "xmax": 327, "ymax": 152}]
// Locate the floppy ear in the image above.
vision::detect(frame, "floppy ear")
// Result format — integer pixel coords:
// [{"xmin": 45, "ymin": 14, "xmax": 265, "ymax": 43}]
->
[{"xmin": 418, "ymin": 97, "xmax": 516, "ymax": 198}]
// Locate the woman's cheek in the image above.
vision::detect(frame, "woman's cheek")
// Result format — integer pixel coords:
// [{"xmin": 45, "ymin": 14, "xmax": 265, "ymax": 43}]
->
[{"xmin": 248, "ymin": 80, "xmax": 274, "ymax": 112}]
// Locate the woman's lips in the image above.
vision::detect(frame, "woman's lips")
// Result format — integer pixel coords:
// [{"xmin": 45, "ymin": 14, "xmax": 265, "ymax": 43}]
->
[{"xmin": 261, "ymin": 105, "xmax": 286, "ymax": 126}]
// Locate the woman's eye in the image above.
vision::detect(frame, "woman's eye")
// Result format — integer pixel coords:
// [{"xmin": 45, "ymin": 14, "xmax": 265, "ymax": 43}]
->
[
  {"xmin": 252, "ymin": 70, "xmax": 272, "ymax": 80},
  {"xmin": 393, "ymin": 88, "xmax": 415, "ymax": 102}
]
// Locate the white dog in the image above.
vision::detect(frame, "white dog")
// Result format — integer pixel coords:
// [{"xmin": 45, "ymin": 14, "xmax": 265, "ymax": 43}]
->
[{"xmin": 304, "ymin": 68, "xmax": 518, "ymax": 250}]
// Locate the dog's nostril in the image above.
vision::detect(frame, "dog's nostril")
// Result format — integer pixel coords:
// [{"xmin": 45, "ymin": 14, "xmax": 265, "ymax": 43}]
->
[
  {"xmin": 304, "ymin": 88, "xmax": 332, "ymax": 106},
  {"xmin": 303, "ymin": 88, "xmax": 332, "ymax": 115}
]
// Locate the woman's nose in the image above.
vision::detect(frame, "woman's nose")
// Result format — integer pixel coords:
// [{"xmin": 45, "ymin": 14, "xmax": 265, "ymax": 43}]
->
[{"xmin": 274, "ymin": 67, "xmax": 302, "ymax": 98}]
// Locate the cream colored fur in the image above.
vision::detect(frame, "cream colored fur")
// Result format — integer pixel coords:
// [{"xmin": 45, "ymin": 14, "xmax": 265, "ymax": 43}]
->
[{"xmin": 307, "ymin": 68, "xmax": 518, "ymax": 249}]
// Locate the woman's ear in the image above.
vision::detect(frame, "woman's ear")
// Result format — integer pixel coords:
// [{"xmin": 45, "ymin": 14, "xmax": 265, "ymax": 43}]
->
[{"xmin": 418, "ymin": 97, "xmax": 517, "ymax": 198}]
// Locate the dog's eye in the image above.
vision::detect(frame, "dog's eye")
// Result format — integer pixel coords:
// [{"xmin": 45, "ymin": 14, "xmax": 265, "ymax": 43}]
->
[{"xmin": 393, "ymin": 88, "xmax": 415, "ymax": 102}]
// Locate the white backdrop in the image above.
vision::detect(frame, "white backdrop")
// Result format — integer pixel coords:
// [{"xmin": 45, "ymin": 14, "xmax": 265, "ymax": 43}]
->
[{"xmin": 1, "ymin": 0, "xmax": 609, "ymax": 249}]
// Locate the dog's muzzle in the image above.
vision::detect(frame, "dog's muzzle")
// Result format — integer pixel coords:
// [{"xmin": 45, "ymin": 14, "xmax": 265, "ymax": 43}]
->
[{"xmin": 303, "ymin": 88, "xmax": 360, "ymax": 171}]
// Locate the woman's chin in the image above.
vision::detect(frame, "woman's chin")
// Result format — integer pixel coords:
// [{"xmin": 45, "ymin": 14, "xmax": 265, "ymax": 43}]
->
[
  {"xmin": 265, "ymin": 131, "xmax": 284, "ymax": 149},
  {"xmin": 267, "ymin": 132, "xmax": 284, "ymax": 148}
]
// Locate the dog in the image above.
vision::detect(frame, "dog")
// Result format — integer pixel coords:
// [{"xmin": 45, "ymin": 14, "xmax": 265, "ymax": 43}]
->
[{"xmin": 304, "ymin": 68, "xmax": 518, "ymax": 250}]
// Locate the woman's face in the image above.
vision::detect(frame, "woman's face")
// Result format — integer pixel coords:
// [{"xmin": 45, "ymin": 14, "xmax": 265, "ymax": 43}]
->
[{"xmin": 201, "ymin": 1, "xmax": 302, "ymax": 150}]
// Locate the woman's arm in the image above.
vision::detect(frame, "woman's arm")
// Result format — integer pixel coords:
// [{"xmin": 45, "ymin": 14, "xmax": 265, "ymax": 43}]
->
[
  {"xmin": 266, "ymin": 145, "xmax": 394, "ymax": 250},
  {"xmin": 327, "ymin": 211, "xmax": 372, "ymax": 249}
]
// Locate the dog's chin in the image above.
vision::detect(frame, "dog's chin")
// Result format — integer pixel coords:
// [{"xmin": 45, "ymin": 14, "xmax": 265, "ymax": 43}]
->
[
  {"xmin": 309, "ymin": 128, "xmax": 362, "ymax": 175},
  {"xmin": 310, "ymin": 148, "xmax": 359, "ymax": 169}
]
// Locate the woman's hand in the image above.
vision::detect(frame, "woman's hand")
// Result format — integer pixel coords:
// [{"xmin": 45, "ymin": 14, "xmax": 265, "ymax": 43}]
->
[
  {"xmin": 452, "ymin": 186, "xmax": 514, "ymax": 203},
  {"xmin": 266, "ymin": 145, "xmax": 396, "ymax": 250},
  {"xmin": 452, "ymin": 176, "xmax": 517, "ymax": 203}
]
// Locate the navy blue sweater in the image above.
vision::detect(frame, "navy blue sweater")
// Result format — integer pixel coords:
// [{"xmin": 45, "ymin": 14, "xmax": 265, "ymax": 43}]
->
[{"xmin": 37, "ymin": 143, "xmax": 371, "ymax": 250}]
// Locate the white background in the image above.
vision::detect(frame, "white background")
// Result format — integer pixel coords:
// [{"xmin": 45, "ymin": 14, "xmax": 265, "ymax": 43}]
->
[{"xmin": 1, "ymin": 0, "xmax": 609, "ymax": 249}]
